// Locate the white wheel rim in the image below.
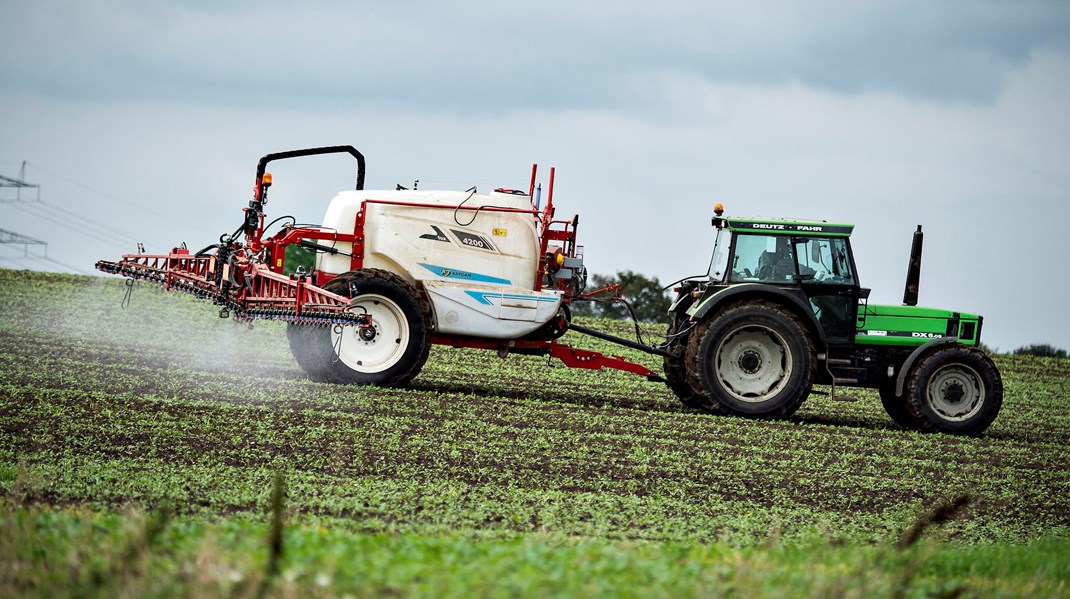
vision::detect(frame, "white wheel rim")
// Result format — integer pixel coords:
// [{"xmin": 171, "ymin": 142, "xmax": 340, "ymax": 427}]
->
[
  {"xmin": 715, "ymin": 325, "xmax": 793, "ymax": 402},
  {"xmin": 331, "ymin": 294, "xmax": 410, "ymax": 373},
  {"xmin": 926, "ymin": 363, "xmax": 984, "ymax": 421}
]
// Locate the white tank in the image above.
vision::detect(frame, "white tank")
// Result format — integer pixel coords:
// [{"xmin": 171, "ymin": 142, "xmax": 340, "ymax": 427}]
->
[{"xmin": 315, "ymin": 189, "xmax": 562, "ymax": 338}]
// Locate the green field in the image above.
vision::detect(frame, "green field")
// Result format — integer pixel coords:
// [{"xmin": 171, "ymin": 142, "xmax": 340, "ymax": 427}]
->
[{"xmin": 1, "ymin": 269, "xmax": 1068, "ymax": 597}]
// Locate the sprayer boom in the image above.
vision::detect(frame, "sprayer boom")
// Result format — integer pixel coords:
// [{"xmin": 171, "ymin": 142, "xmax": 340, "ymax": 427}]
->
[{"xmin": 96, "ymin": 248, "xmax": 361, "ymax": 326}]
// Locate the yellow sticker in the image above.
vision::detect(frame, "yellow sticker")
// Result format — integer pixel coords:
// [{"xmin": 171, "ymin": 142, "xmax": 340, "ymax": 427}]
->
[
  {"xmin": 276, "ymin": 258, "xmax": 283, "ymax": 268},
  {"xmin": 492, "ymin": 228, "xmax": 508, "ymax": 237}
]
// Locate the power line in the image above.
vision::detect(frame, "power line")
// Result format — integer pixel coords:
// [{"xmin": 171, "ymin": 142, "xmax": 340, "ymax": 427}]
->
[
  {"xmin": 0, "ymin": 227, "xmax": 47, "ymax": 247},
  {"xmin": 0, "ymin": 227, "xmax": 94, "ymax": 275},
  {"xmin": 0, "ymin": 251, "xmax": 94, "ymax": 275},
  {"xmin": 6, "ymin": 201, "xmax": 135, "ymax": 253},
  {"xmin": 15, "ymin": 199, "xmax": 147, "ymax": 249},
  {"xmin": 0, "ymin": 164, "xmax": 140, "ymax": 274},
  {"xmin": 0, "ymin": 161, "xmax": 41, "ymax": 203},
  {"xmin": 2, "ymin": 162, "xmax": 152, "ymax": 253},
  {"xmin": 23, "ymin": 161, "xmax": 206, "ymax": 231},
  {"xmin": 41, "ymin": 255, "xmax": 95, "ymax": 275}
]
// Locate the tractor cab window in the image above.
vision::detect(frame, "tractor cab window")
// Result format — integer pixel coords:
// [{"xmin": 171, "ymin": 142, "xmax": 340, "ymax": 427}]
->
[
  {"xmin": 729, "ymin": 234, "xmax": 795, "ymax": 282},
  {"xmin": 793, "ymin": 237, "xmax": 855, "ymax": 285}
]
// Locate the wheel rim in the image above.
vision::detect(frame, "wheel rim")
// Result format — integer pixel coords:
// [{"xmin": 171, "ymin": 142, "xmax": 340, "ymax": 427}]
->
[
  {"xmin": 331, "ymin": 294, "xmax": 410, "ymax": 373},
  {"xmin": 925, "ymin": 363, "xmax": 985, "ymax": 421},
  {"xmin": 715, "ymin": 325, "xmax": 793, "ymax": 402}
]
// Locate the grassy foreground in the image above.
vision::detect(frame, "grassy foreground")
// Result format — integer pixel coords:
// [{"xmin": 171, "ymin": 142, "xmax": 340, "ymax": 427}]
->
[
  {"xmin": 2, "ymin": 499, "xmax": 1067, "ymax": 598},
  {"xmin": 1, "ymin": 269, "xmax": 1068, "ymax": 597}
]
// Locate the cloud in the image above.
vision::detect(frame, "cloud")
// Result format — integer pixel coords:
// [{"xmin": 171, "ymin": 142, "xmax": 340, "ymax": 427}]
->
[
  {"xmin": 3, "ymin": 0, "xmax": 1069, "ymax": 114},
  {"xmin": 2, "ymin": 1, "xmax": 1069, "ymax": 351}
]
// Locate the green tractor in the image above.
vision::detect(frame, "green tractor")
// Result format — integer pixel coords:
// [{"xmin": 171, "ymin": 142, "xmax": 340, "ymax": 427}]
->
[{"xmin": 664, "ymin": 205, "xmax": 1002, "ymax": 435}]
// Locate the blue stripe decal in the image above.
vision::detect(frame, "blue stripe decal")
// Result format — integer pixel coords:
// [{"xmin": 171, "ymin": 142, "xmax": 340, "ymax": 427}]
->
[
  {"xmin": 464, "ymin": 290, "xmax": 561, "ymax": 306},
  {"xmin": 418, "ymin": 263, "xmax": 511, "ymax": 285}
]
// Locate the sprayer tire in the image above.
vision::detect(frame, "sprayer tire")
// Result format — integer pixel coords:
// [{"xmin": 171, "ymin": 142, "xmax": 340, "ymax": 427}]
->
[
  {"xmin": 286, "ymin": 323, "xmax": 336, "ymax": 382},
  {"xmin": 686, "ymin": 301, "xmax": 814, "ymax": 419},
  {"xmin": 288, "ymin": 269, "xmax": 432, "ymax": 387}
]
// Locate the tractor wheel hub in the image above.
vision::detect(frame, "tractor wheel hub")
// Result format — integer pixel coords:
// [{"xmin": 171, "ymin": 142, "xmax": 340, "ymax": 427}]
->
[
  {"xmin": 944, "ymin": 382, "xmax": 965, "ymax": 404},
  {"xmin": 738, "ymin": 350, "xmax": 762, "ymax": 373}
]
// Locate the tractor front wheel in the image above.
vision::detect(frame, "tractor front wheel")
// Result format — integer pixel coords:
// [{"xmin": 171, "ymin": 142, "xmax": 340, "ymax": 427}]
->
[
  {"xmin": 687, "ymin": 302, "xmax": 814, "ymax": 418},
  {"xmin": 905, "ymin": 346, "xmax": 1002, "ymax": 435},
  {"xmin": 878, "ymin": 385, "xmax": 918, "ymax": 430},
  {"xmin": 287, "ymin": 269, "xmax": 431, "ymax": 387}
]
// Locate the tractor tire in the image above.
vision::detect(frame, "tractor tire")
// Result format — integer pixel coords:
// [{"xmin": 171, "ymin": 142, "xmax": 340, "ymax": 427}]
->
[
  {"xmin": 878, "ymin": 385, "xmax": 917, "ymax": 430},
  {"xmin": 287, "ymin": 269, "xmax": 432, "ymax": 387},
  {"xmin": 663, "ymin": 319, "xmax": 716, "ymax": 411},
  {"xmin": 686, "ymin": 301, "xmax": 815, "ymax": 419},
  {"xmin": 904, "ymin": 345, "xmax": 1002, "ymax": 435}
]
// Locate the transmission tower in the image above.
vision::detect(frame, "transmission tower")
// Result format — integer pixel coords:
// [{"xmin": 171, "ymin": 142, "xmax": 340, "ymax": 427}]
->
[
  {"xmin": 0, "ymin": 161, "xmax": 41, "ymax": 203},
  {"xmin": 0, "ymin": 162, "xmax": 82, "ymax": 272},
  {"xmin": 0, "ymin": 162, "xmax": 44, "ymax": 259},
  {"xmin": 0, "ymin": 227, "xmax": 48, "ymax": 257}
]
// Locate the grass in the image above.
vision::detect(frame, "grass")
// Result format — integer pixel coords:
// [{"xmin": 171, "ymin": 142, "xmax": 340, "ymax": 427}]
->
[
  {"xmin": 3, "ymin": 500, "xmax": 1067, "ymax": 598},
  {"xmin": 1, "ymin": 268, "xmax": 1069, "ymax": 597}
]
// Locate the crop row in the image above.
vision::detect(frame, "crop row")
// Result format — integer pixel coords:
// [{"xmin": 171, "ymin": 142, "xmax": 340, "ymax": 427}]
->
[{"xmin": 1, "ymin": 270, "xmax": 1069, "ymax": 547}]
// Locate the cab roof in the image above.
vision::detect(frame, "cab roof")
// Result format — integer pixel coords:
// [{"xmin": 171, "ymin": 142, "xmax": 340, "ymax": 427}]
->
[{"xmin": 725, "ymin": 217, "xmax": 854, "ymax": 237}]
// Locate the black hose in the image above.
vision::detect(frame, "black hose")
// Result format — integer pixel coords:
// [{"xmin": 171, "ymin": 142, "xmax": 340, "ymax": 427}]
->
[
  {"xmin": 263, "ymin": 215, "xmax": 296, "ymax": 235},
  {"xmin": 195, "ymin": 244, "xmax": 221, "ymax": 257},
  {"xmin": 661, "ymin": 274, "xmax": 707, "ymax": 291}
]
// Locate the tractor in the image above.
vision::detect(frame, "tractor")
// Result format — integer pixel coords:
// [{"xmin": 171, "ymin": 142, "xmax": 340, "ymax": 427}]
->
[
  {"xmin": 96, "ymin": 145, "xmax": 1002, "ymax": 436},
  {"xmin": 661, "ymin": 206, "xmax": 1002, "ymax": 435}
]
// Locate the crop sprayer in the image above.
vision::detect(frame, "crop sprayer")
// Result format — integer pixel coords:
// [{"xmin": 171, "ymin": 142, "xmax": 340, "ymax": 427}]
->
[{"xmin": 97, "ymin": 145, "xmax": 1002, "ymax": 435}]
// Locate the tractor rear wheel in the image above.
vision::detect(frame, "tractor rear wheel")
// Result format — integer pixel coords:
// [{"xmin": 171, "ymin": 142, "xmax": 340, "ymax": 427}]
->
[
  {"xmin": 686, "ymin": 301, "xmax": 814, "ymax": 418},
  {"xmin": 904, "ymin": 346, "xmax": 1002, "ymax": 435},
  {"xmin": 663, "ymin": 319, "xmax": 715, "ymax": 411},
  {"xmin": 878, "ymin": 385, "xmax": 917, "ymax": 429},
  {"xmin": 287, "ymin": 269, "xmax": 432, "ymax": 387}
]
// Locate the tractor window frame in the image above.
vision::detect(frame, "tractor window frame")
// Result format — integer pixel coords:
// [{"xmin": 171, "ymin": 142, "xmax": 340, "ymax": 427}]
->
[{"xmin": 793, "ymin": 236, "xmax": 856, "ymax": 286}]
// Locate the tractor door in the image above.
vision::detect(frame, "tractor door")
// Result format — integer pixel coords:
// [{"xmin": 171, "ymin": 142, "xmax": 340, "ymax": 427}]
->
[{"xmin": 793, "ymin": 237, "xmax": 859, "ymax": 345}]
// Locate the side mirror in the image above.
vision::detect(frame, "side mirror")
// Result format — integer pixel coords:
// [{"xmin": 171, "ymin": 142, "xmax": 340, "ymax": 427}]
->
[{"xmin": 811, "ymin": 242, "xmax": 822, "ymax": 262}]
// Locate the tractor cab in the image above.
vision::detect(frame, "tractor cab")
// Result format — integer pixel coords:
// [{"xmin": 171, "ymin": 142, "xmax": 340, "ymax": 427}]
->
[{"xmin": 701, "ymin": 210, "xmax": 864, "ymax": 347}]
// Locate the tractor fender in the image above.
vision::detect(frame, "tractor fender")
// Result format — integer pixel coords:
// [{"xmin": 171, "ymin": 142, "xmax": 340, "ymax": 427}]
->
[
  {"xmin": 667, "ymin": 280, "xmax": 699, "ymax": 317},
  {"xmin": 687, "ymin": 284, "xmax": 828, "ymax": 349},
  {"xmin": 893, "ymin": 336, "xmax": 959, "ymax": 397}
]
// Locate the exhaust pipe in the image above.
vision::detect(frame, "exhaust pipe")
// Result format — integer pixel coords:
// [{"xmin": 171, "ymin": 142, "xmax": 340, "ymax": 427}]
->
[{"xmin": 902, "ymin": 225, "xmax": 923, "ymax": 306}]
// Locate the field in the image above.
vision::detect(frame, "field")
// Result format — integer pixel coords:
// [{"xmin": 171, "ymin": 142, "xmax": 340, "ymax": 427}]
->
[{"xmin": 1, "ymin": 268, "xmax": 1068, "ymax": 597}]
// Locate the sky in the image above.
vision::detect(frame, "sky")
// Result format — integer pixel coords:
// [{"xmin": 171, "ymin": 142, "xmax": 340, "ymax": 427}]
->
[{"xmin": 2, "ymin": 0, "xmax": 1069, "ymax": 352}]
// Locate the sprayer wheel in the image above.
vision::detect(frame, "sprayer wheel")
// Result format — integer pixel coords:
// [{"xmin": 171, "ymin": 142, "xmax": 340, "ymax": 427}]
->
[
  {"xmin": 288, "ymin": 269, "xmax": 432, "ymax": 387},
  {"xmin": 286, "ymin": 322, "xmax": 336, "ymax": 382}
]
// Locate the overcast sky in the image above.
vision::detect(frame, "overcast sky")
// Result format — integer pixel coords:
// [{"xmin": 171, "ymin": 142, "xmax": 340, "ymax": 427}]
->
[{"xmin": 2, "ymin": 0, "xmax": 1068, "ymax": 352}]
